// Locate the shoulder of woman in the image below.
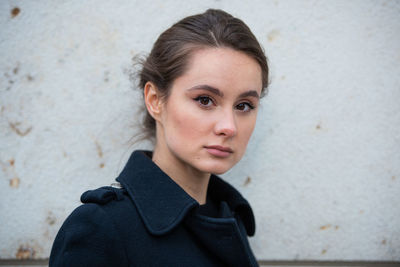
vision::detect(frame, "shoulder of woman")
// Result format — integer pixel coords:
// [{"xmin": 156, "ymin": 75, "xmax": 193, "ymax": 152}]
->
[
  {"xmin": 80, "ymin": 184, "xmax": 126, "ymax": 204},
  {"xmin": 49, "ymin": 187, "xmax": 131, "ymax": 267}
]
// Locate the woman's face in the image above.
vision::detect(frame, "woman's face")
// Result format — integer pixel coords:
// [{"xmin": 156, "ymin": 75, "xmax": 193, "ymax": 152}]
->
[{"xmin": 155, "ymin": 47, "xmax": 262, "ymax": 175}]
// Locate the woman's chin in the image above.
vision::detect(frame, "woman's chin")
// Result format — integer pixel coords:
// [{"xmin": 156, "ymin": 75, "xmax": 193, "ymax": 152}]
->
[
  {"xmin": 210, "ymin": 169, "xmax": 229, "ymax": 175},
  {"xmin": 198, "ymin": 162, "xmax": 234, "ymax": 175}
]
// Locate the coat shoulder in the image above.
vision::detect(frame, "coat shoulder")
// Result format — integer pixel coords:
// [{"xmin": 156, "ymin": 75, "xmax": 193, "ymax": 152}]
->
[
  {"xmin": 80, "ymin": 185, "xmax": 126, "ymax": 204},
  {"xmin": 49, "ymin": 186, "xmax": 133, "ymax": 267}
]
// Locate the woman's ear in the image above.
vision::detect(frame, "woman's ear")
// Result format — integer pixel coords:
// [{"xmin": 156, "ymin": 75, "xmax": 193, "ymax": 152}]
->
[{"xmin": 144, "ymin": 82, "xmax": 163, "ymax": 122}]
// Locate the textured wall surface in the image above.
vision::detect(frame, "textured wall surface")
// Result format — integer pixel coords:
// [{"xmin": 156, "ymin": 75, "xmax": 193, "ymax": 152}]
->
[{"xmin": 1, "ymin": 0, "xmax": 399, "ymax": 261}]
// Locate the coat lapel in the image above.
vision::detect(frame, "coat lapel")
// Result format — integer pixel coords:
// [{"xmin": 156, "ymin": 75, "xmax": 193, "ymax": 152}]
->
[
  {"xmin": 184, "ymin": 202, "xmax": 258, "ymax": 267},
  {"xmin": 116, "ymin": 151, "xmax": 198, "ymax": 235},
  {"xmin": 116, "ymin": 151, "xmax": 255, "ymax": 239}
]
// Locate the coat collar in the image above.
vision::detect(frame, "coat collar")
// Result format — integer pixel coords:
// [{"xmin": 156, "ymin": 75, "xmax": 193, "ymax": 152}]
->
[{"xmin": 116, "ymin": 150, "xmax": 255, "ymax": 236}]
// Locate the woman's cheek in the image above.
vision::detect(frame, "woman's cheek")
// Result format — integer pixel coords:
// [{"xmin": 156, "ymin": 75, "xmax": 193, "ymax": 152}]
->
[
  {"xmin": 171, "ymin": 105, "xmax": 207, "ymax": 141},
  {"xmin": 239, "ymin": 116, "xmax": 257, "ymax": 144}
]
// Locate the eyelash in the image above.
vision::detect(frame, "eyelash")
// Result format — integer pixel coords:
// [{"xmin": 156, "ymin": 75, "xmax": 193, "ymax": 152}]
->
[{"xmin": 193, "ymin": 95, "xmax": 255, "ymax": 112}]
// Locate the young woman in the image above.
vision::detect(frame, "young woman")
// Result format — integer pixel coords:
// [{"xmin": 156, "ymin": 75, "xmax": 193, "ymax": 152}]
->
[{"xmin": 50, "ymin": 9, "xmax": 269, "ymax": 267}]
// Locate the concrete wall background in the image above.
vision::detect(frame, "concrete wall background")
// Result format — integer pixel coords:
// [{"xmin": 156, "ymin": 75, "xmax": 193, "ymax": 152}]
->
[{"xmin": 0, "ymin": 0, "xmax": 399, "ymax": 262}]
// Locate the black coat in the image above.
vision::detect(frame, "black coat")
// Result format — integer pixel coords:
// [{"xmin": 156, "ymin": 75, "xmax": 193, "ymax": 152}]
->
[{"xmin": 49, "ymin": 150, "xmax": 258, "ymax": 266}]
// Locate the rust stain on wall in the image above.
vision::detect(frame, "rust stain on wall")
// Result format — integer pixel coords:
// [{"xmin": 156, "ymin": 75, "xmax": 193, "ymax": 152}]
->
[
  {"xmin": 381, "ymin": 239, "xmax": 387, "ymax": 245},
  {"xmin": 11, "ymin": 7, "xmax": 20, "ymax": 18},
  {"xmin": 94, "ymin": 140, "xmax": 105, "ymax": 168},
  {"xmin": 267, "ymin": 30, "xmax": 280, "ymax": 42},
  {"xmin": 319, "ymin": 224, "xmax": 339, "ymax": 231},
  {"xmin": 16, "ymin": 245, "xmax": 35, "ymax": 259},
  {"xmin": 13, "ymin": 66, "xmax": 19, "ymax": 75},
  {"xmin": 95, "ymin": 140, "xmax": 103, "ymax": 158},
  {"xmin": 4, "ymin": 63, "xmax": 22, "ymax": 90},
  {"xmin": 243, "ymin": 176, "xmax": 251, "ymax": 186},
  {"xmin": 46, "ymin": 211, "xmax": 57, "ymax": 226},
  {"xmin": 10, "ymin": 177, "xmax": 20, "ymax": 188},
  {"xmin": 319, "ymin": 224, "xmax": 331, "ymax": 230},
  {"xmin": 9, "ymin": 121, "xmax": 32, "ymax": 136},
  {"xmin": 321, "ymin": 249, "xmax": 327, "ymax": 255},
  {"xmin": 9, "ymin": 158, "xmax": 15, "ymax": 166}
]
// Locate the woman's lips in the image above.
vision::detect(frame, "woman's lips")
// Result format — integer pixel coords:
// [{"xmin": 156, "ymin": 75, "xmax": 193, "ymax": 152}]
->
[{"xmin": 205, "ymin": 145, "xmax": 233, "ymax": 158}]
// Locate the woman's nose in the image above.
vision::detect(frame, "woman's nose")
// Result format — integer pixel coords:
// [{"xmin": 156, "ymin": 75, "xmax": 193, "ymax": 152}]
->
[{"xmin": 214, "ymin": 109, "xmax": 237, "ymax": 137}]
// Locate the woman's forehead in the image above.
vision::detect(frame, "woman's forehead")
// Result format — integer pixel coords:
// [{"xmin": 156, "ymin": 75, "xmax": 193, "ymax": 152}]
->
[{"xmin": 175, "ymin": 47, "xmax": 263, "ymax": 96}]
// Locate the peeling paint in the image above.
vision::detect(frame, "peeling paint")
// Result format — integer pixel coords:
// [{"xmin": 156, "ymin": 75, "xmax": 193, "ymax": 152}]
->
[
  {"xmin": 16, "ymin": 245, "xmax": 35, "ymax": 259},
  {"xmin": 9, "ymin": 121, "xmax": 32, "ymax": 136}
]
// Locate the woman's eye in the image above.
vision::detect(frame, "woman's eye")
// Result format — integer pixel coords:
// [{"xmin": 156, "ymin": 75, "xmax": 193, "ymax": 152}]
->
[
  {"xmin": 194, "ymin": 96, "xmax": 214, "ymax": 107},
  {"xmin": 236, "ymin": 102, "xmax": 254, "ymax": 112}
]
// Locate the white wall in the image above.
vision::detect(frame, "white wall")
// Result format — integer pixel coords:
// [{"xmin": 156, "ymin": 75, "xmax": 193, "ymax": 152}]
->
[{"xmin": 0, "ymin": 0, "xmax": 399, "ymax": 261}]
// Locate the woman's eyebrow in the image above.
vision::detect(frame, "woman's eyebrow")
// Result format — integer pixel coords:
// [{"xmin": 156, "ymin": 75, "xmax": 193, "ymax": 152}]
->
[
  {"xmin": 187, "ymin": 85, "xmax": 260, "ymax": 99},
  {"xmin": 238, "ymin": 90, "xmax": 260, "ymax": 99},
  {"xmin": 187, "ymin": 85, "xmax": 224, "ymax": 97}
]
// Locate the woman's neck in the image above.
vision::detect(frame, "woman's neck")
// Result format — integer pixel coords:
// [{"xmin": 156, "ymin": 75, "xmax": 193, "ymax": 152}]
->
[{"xmin": 152, "ymin": 145, "xmax": 210, "ymax": 205}]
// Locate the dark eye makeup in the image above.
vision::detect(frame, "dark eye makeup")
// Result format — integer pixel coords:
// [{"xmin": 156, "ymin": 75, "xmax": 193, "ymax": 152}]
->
[
  {"xmin": 193, "ymin": 95, "xmax": 256, "ymax": 112},
  {"xmin": 236, "ymin": 102, "xmax": 255, "ymax": 112},
  {"xmin": 194, "ymin": 95, "xmax": 215, "ymax": 107}
]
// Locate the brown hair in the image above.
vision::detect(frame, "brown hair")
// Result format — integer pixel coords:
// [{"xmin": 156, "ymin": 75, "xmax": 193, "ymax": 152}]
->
[{"xmin": 135, "ymin": 9, "xmax": 269, "ymax": 141}]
